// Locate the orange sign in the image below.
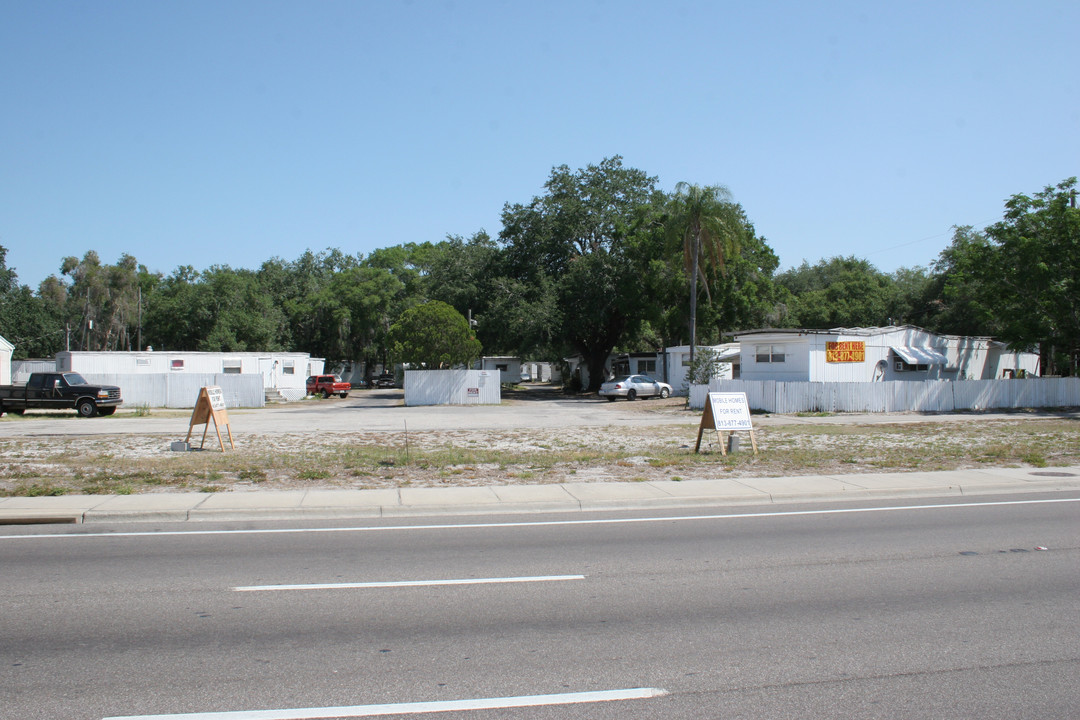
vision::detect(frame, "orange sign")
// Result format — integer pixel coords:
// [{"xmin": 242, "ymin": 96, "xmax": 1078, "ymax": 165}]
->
[{"xmin": 826, "ymin": 341, "xmax": 865, "ymax": 363}]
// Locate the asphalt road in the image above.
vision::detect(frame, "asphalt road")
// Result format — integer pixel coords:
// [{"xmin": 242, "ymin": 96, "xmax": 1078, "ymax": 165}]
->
[{"xmin": 3, "ymin": 494, "xmax": 1078, "ymax": 719}]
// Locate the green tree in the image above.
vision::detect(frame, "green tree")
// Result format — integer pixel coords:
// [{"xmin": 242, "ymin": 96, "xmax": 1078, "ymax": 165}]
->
[
  {"xmin": 387, "ymin": 300, "xmax": 481, "ymax": 369},
  {"xmin": 922, "ymin": 226, "xmax": 999, "ymax": 336},
  {"xmin": 142, "ymin": 265, "xmax": 284, "ymax": 352},
  {"xmin": 981, "ymin": 178, "xmax": 1080, "ymax": 374},
  {"xmin": 664, "ymin": 183, "xmax": 744, "ymax": 364},
  {"xmin": 777, "ymin": 256, "xmax": 896, "ymax": 328},
  {"xmin": 0, "ymin": 245, "xmax": 65, "ymax": 358},
  {"xmin": 497, "ymin": 157, "xmax": 663, "ymax": 390},
  {"xmin": 330, "ymin": 265, "xmax": 403, "ymax": 376}
]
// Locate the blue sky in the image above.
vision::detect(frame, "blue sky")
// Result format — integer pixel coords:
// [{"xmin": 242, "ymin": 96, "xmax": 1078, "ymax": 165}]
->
[{"xmin": 2, "ymin": 1, "xmax": 1077, "ymax": 289}]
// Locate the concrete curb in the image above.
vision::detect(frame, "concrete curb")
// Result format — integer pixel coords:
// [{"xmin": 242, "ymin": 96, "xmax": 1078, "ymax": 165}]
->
[{"xmin": 3, "ymin": 467, "xmax": 1079, "ymax": 525}]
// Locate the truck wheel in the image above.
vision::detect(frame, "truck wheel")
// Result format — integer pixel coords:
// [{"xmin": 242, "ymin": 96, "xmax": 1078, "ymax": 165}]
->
[
  {"xmin": 339, "ymin": 392, "xmax": 348, "ymax": 399},
  {"xmin": 322, "ymin": 389, "xmax": 331, "ymax": 399},
  {"xmin": 77, "ymin": 399, "xmax": 98, "ymax": 418}
]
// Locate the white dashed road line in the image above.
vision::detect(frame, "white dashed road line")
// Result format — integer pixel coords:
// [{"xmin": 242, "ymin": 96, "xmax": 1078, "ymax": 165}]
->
[
  {"xmin": 101, "ymin": 687, "xmax": 670, "ymax": 719},
  {"xmin": 232, "ymin": 575, "xmax": 585, "ymax": 592}
]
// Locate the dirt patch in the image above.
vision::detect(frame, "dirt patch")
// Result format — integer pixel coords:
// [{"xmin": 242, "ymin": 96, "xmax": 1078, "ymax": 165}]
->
[{"xmin": 2, "ymin": 413, "xmax": 1078, "ymax": 497}]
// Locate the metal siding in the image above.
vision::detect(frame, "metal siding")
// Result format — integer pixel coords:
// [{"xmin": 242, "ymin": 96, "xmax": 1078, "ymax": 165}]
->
[
  {"xmin": 10, "ymin": 359, "xmax": 58, "ymax": 383},
  {"xmin": 404, "ymin": 369, "xmax": 502, "ymax": 406},
  {"xmin": 79, "ymin": 373, "xmax": 265, "ymax": 408},
  {"xmin": 692, "ymin": 378, "xmax": 1080, "ymax": 412}
]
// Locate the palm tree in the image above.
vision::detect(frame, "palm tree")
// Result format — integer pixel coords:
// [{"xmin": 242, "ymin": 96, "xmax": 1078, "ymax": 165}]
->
[{"xmin": 666, "ymin": 183, "xmax": 743, "ymax": 366}]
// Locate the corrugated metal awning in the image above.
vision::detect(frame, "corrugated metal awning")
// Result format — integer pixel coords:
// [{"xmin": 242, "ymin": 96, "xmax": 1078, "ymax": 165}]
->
[{"xmin": 892, "ymin": 346, "xmax": 948, "ymax": 365}]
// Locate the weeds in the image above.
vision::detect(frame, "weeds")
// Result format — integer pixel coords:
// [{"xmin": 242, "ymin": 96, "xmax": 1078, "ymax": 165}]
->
[{"xmin": 1, "ymin": 418, "xmax": 1078, "ymax": 497}]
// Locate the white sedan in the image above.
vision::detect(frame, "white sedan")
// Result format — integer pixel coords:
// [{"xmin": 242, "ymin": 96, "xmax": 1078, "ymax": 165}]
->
[{"xmin": 599, "ymin": 374, "xmax": 673, "ymax": 401}]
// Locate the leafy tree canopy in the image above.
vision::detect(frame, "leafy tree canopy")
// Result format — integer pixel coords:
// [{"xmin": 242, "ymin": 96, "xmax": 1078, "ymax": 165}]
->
[
  {"xmin": 387, "ymin": 300, "xmax": 481, "ymax": 369},
  {"xmin": 497, "ymin": 156, "xmax": 664, "ymax": 390}
]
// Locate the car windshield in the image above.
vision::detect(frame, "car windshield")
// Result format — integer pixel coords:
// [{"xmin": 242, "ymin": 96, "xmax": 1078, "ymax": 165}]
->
[{"xmin": 62, "ymin": 372, "xmax": 88, "ymax": 386}]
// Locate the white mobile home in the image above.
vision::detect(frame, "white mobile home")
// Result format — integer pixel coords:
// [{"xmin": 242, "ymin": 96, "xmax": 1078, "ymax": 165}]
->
[
  {"xmin": 56, "ymin": 350, "xmax": 324, "ymax": 406},
  {"xmin": 478, "ymin": 356, "xmax": 524, "ymax": 384},
  {"xmin": 662, "ymin": 344, "xmax": 740, "ymax": 392},
  {"xmin": 735, "ymin": 326, "xmax": 1040, "ymax": 382},
  {"xmin": 0, "ymin": 335, "xmax": 13, "ymax": 386}
]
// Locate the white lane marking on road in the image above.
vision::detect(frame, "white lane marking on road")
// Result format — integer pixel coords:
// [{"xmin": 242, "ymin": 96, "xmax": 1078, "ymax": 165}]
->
[
  {"xmin": 101, "ymin": 687, "xmax": 669, "ymax": 719},
  {"xmin": 4, "ymin": 496, "xmax": 1079, "ymax": 541},
  {"xmin": 233, "ymin": 575, "xmax": 585, "ymax": 592}
]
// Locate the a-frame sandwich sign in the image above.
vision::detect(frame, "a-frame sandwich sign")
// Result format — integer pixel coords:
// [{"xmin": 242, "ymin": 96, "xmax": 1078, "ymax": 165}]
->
[
  {"xmin": 186, "ymin": 386, "xmax": 235, "ymax": 451},
  {"xmin": 695, "ymin": 391, "xmax": 758, "ymax": 455}
]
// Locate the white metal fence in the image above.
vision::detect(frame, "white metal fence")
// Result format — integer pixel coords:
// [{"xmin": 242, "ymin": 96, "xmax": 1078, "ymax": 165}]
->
[
  {"xmin": 81, "ymin": 373, "xmax": 266, "ymax": 409},
  {"xmin": 690, "ymin": 378, "xmax": 1080, "ymax": 413},
  {"xmin": 404, "ymin": 369, "xmax": 501, "ymax": 406}
]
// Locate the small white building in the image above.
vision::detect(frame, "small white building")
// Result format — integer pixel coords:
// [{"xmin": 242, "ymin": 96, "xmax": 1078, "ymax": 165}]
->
[
  {"xmin": 612, "ymin": 352, "xmax": 662, "ymax": 378},
  {"xmin": 662, "ymin": 344, "xmax": 740, "ymax": 392},
  {"xmin": 478, "ymin": 356, "xmax": 524, "ymax": 384},
  {"xmin": 519, "ymin": 361, "xmax": 561, "ymax": 383},
  {"xmin": 735, "ymin": 326, "xmax": 1040, "ymax": 382},
  {"xmin": 0, "ymin": 335, "xmax": 13, "ymax": 386}
]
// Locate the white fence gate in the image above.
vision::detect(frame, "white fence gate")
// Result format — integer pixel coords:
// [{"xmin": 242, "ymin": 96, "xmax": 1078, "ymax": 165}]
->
[
  {"xmin": 404, "ymin": 369, "xmax": 501, "ymax": 406},
  {"xmin": 690, "ymin": 378, "xmax": 1080, "ymax": 413}
]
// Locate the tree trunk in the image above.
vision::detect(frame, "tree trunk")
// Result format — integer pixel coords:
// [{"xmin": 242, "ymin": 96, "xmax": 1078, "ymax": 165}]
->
[
  {"xmin": 688, "ymin": 230, "xmax": 700, "ymax": 367},
  {"xmin": 585, "ymin": 349, "xmax": 610, "ymax": 393}
]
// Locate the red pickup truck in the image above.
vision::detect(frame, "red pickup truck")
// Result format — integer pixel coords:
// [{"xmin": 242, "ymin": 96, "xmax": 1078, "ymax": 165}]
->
[{"xmin": 306, "ymin": 374, "xmax": 351, "ymax": 399}]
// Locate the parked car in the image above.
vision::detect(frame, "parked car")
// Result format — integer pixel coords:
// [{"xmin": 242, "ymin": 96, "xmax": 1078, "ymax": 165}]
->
[
  {"xmin": 306, "ymin": 374, "xmax": 351, "ymax": 398},
  {"xmin": 598, "ymin": 374, "xmax": 672, "ymax": 401},
  {"xmin": 375, "ymin": 373, "xmax": 397, "ymax": 388}
]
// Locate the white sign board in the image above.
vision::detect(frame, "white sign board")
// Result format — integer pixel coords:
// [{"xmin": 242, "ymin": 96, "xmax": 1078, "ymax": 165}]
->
[
  {"xmin": 704, "ymin": 392, "xmax": 753, "ymax": 430},
  {"xmin": 206, "ymin": 386, "xmax": 227, "ymax": 412},
  {"xmin": 695, "ymin": 392, "xmax": 757, "ymax": 454}
]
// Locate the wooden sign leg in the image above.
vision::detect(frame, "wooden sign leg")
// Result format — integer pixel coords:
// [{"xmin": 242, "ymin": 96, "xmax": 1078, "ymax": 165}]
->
[
  {"xmin": 695, "ymin": 427, "xmax": 705, "ymax": 454},
  {"xmin": 213, "ymin": 417, "xmax": 225, "ymax": 452},
  {"xmin": 718, "ymin": 432, "xmax": 727, "ymax": 456},
  {"xmin": 224, "ymin": 423, "xmax": 234, "ymax": 450},
  {"xmin": 200, "ymin": 423, "xmax": 210, "ymax": 449},
  {"xmin": 749, "ymin": 430, "xmax": 759, "ymax": 455}
]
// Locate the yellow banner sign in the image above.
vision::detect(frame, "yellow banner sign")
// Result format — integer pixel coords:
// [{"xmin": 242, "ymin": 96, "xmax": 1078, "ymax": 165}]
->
[{"xmin": 826, "ymin": 341, "xmax": 865, "ymax": 363}]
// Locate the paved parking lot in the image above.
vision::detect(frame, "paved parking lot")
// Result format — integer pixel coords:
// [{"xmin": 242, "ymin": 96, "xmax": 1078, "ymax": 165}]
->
[
  {"xmin": 0, "ymin": 388, "xmax": 698, "ymax": 437},
  {"xmin": 0, "ymin": 386, "xmax": 1073, "ymax": 439}
]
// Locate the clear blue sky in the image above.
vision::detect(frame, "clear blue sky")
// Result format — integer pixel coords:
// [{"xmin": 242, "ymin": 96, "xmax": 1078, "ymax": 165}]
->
[{"xmin": 2, "ymin": 1, "xmax": 1077, "ymax": 289}]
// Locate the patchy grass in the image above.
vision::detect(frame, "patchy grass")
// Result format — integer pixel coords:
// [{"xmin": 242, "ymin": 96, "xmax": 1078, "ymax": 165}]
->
[{"xmin": 0, "ymin": 418, "xmax": 1078, "ymax": 497}]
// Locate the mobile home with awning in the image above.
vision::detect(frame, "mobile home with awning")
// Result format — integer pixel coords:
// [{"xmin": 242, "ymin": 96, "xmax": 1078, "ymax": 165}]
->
[{"xmin": 735, "ymin": 326, "xmax": 1039, "ymax": 382}]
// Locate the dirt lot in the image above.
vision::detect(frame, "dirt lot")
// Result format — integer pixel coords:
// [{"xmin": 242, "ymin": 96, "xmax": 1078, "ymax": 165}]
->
[{"xmin": 2, "ymin": 387, "xmax": 1078, "ymax": 497}]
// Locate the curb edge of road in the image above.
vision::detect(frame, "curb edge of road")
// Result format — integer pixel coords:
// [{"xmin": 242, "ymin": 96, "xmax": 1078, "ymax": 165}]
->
[{"xmin": 2, "ymin": 478, "xmax": 1072, "ymax": 526}]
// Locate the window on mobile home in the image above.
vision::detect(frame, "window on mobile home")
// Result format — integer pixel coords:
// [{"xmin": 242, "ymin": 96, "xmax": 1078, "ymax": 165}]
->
[{"xmin": 755, "ymin": 345, "xmax": 785, "ymax": 363}]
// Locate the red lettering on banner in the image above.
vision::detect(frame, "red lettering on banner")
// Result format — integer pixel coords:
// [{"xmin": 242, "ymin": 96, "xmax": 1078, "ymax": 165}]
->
[{"xmin": 826, "ymin": 341, "xmax": 866, "ymax": 363}]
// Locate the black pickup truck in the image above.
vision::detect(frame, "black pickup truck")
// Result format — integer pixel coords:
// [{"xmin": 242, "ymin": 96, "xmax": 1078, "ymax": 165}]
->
[{"xmin": 0, "ymin": 372, "xmax": 123, "ymax": 418}]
